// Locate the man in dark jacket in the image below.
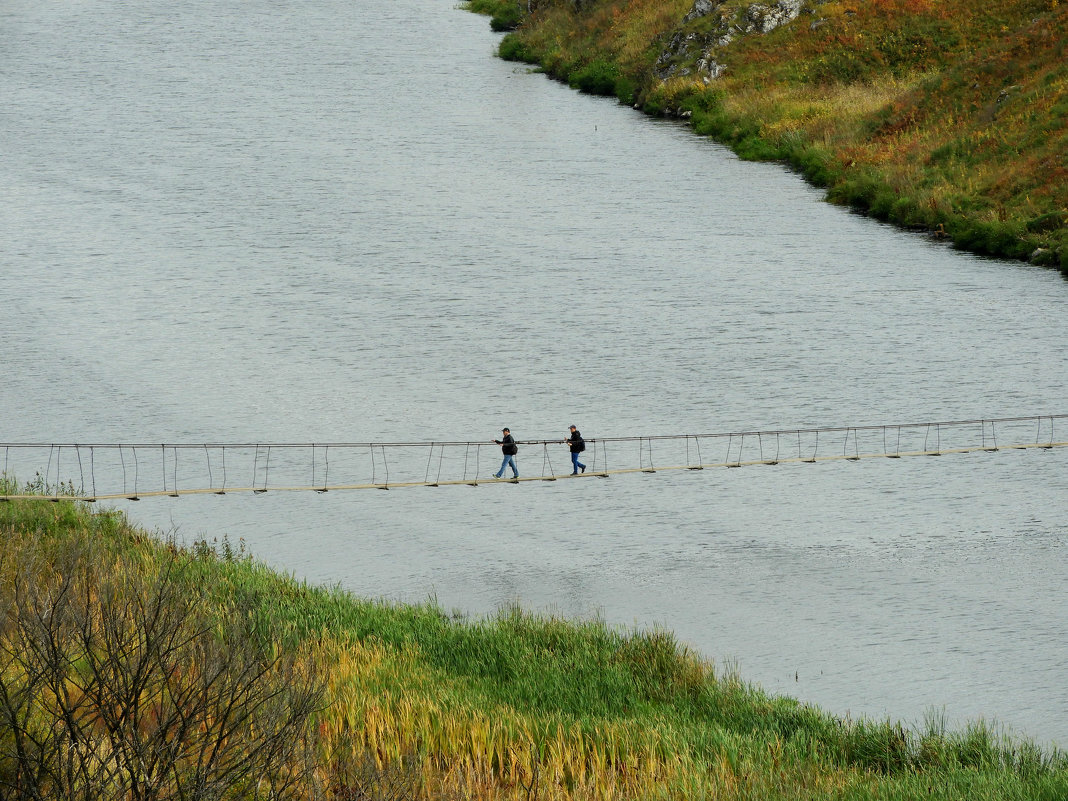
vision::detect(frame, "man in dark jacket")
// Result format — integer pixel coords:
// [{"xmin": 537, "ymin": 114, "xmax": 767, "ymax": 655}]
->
[
  {"xmin": 493, "ymin": 428, "xmax": 519, "ymax": 479},
  {"xmin": 566, "ymin": 425, "xmax": 586, "ymax": 475}
]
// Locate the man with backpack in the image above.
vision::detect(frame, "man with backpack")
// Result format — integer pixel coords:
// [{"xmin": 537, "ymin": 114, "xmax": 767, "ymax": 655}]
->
[
  {"xmin": 493, "ymin": 428, "xmax": 519, "ymax": 479},
  {"xmin": 566, "ymin": 425, "xmax": 586, "ymax": 475}
]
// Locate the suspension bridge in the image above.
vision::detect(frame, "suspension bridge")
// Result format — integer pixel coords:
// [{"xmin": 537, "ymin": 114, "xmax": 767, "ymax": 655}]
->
[{"xmin": 1, "ymin": 414, "xmax": 1064, "ymax": 502}]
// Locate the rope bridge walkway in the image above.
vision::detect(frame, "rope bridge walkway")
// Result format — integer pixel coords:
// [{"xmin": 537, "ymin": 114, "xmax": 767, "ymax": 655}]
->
[{"xmin": 1, "ymin": 414, "xmax": 1064, "ymax": 502}]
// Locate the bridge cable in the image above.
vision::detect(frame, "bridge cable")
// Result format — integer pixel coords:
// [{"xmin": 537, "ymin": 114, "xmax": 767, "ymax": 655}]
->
[
  {"xmin": 317, "ymin": 445, "xmax": 329, "ymax": 493},
  {"xmin": 45, "ymin": 445, "xmax": 54, "ymax": 494},
  {"xmin": 845, "ymin": 428, "xmax": 860, "ymax": 461},
  {"xmin": 542, "ymin": 441, "xmax": 556, "ymax": 480},
  {"xmin": 131, "ymin": 447, "xmax": 140, "ymax": 500},
  {"xmin": 171, "ymin": 446, "xmax": 181, "ymax": 497},
  {"xmin": 76, "ymin": 445, "xmax": 85, "ymax": 497}
]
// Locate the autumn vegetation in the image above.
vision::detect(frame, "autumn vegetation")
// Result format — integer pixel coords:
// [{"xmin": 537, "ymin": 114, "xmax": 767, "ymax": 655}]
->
[
  {"xmin": 471, "ymin": 0, "xmax": 1068, "ymax": 272},
  {"xmin": 2, "ymin": 477, "xmax": 1067, "ymax": 799}
]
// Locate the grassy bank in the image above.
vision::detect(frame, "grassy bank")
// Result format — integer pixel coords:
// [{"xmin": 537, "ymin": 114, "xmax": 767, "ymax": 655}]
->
[
  {"xmin": 2, "ymin": 485, "xmax": 1066, "ymax": 799},
  {"xmin": 470, "ymin": 0, "xmax": 1067, "ymax": 273}
]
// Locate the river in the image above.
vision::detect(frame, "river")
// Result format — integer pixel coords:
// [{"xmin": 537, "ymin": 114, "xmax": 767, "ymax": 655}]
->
[{"xmin": 1, "ymin": 0, "xmax": 1066, "ymax": 747}]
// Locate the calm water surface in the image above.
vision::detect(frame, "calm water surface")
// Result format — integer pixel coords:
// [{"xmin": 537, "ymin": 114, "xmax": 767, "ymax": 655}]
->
[{"xmin": 2, "ymin": 0, "xmax": 1067, "ymax": 746}]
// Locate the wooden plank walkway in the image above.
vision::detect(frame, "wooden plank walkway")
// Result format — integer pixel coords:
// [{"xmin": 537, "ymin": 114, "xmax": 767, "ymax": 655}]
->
[{"xmin": 2, "ymin": 436, "xmax": 1063, "ymax": 502}]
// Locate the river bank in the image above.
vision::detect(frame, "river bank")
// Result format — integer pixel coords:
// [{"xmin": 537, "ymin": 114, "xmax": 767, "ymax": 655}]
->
[
  {"xmin": 469, "ymin": 0, "xmax": 1067, "ymax": 274},
  {"xmin": 2, "ymin": 489, "xmax": 1066, "ymax": 799}
]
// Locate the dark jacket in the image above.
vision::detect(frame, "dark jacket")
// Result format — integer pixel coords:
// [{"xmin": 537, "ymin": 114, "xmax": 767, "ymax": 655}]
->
[
  {"xmin": 496, "ymin": 434, "xmax": 517, "ymax": 455},
  {"xmin": 567, "ymin": 430, "xmax": 585, "ymax": 453}
]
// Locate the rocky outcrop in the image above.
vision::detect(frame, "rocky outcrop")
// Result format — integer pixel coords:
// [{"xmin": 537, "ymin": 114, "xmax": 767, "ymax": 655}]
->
[
  {"xmin": 741, "ymin": 0, "xmax": 804, "ymax": 34},
  {"xmin": 657, "ymin": 0, "xmax": 823, "ymax": 81},
  {"xmin": 683, "ymin": 0, "xmax": 720, "ymax": 24}
]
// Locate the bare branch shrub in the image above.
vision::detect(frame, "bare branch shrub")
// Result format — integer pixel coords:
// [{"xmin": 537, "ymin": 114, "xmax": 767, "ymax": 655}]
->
[
  {"xmin": 0, "ymin": 535, "xmax": 324, "ymax": 801},
  {"xmin": 327, "ymin": 752, "xmax": 426, "ymax": 801}
]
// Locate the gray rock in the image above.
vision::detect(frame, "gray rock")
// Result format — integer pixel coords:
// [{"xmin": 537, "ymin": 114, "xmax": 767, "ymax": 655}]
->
[
  {"xmin": 658, "ymin": 0, "xmax": 824, "ymax": 82},
  {"xmin": 997, "ymin": 85, "xmax": 1022, "ymax": 103},
  {"xmin": 656, "ymin": 30, "xmax": 716, "ymax": 79},
  {"xmin": 1030, "ymin": 247, "xmax": 1051, "ymax": 265},
  {"xmin": 683, "ymin": 0, "xmax": 722, "ymax": 24},
  {"xmin": 697, "ymin": 57, "xmax": 728, "ymax": 78},
  {"xmin": 741, "ymin": 0, "xmax": 804, "ymax": 34}
]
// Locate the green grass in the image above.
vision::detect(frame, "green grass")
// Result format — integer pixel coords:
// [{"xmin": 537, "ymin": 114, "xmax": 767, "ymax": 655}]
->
[{"xmin": 2, "ymin": 480, "xmax": 1066, "ymax": 800}]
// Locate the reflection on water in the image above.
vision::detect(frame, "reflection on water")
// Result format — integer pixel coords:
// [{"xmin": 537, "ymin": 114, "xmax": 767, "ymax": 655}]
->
[{"xmin": 1, "ymin": 0, "xmax": 1066, "ymax": 746}]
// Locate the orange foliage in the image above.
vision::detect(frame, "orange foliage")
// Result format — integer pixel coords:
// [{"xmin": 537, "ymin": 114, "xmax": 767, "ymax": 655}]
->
[
  {"xmin": 862, "ymin": 0, "xmax": 949, "ymax": 19},
  {"xmin": 869, "ymin": 0, "xmax": 934, "ymax": 11}
]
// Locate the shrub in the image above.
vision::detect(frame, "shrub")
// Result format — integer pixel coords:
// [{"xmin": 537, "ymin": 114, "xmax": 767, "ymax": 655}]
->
[
  {"xmin": 827, "ymin": 169, "xmax": 883, "ymax": 210},
  {"xmin": 681, "ymin": 87, "xmax": 726, "ymax": 115},
  {"xmin": 875, "ymin": 19, "xmax": 960, "ymax": 75},
  {"xmin": 467, "ymin": 0, "xmax": 518, "ymax": 28},
  {"xmin": 735, "ymin": 134, "xmax": 782, "ymax": 161},
  {"xmin": 691, "ymin": 107, "xmax": 730, "ymax": 138},
  {"xmin": 792, "ymin": 145, "xmax": 835, "ymax": 186},
  {"xmin": 809, "ymin": 49, "xmax": 879, "ymax": 85},
  {"xmin": 614, "ymin": 75, "xmax": 639, "ymax": 104},
  {"xmin": 498, "ymin": 33, "xmax": 537, "ymax": 63},
  {"xmin": 0, "ymin": 532, "xmax": 324, "ymax": 800},
  {"xmin": 951, "ymin": 219, "xmax": 1031, "ymax": 259},
  {"xmin": 1026, "ymin": 210, "xmax": 1067, "ymax": 233},
  {"xmin": 569, "ymin": 59, "xmax": 621, "ymax": 96},
  {"xmin": 490, "ymin": 4, "xmax": 523, "ymax": 32}
]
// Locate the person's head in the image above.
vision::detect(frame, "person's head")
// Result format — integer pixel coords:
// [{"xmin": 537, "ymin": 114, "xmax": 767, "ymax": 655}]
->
[
  {"xmin": 502, "ymin": 428, "xmax": 510, "ymax": 434},
  {"xmin": 569, "ymin": 425, "xmax": 577, "ymax": 432}
]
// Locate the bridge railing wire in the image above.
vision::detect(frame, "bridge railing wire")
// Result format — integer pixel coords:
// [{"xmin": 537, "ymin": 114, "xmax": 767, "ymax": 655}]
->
[{"xmin": 1, "ymin": 414, "xmax": 1064, "ymax": 500}]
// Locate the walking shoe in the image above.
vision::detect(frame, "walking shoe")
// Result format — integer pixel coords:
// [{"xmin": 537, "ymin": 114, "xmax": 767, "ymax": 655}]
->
[
  {"xmin": 580, "ymin": 465, "xmax": 586, "ymax": 473},
  {"xmin": 571, "ymin": 471, "xmax": 578, "ymax": 475}
]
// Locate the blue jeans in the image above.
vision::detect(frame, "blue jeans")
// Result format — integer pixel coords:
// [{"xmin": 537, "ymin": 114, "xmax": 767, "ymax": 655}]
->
[
  {"xmin": 571, "ymin": 452, "xmax": 586, "ymax": 473},
  {"xmin": 495, "ymin": 454, "xmax": 518, "ymax": 478}
]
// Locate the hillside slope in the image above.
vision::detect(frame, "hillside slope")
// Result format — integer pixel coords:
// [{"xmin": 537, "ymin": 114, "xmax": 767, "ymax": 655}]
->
[{"xmin": 475, "ymin": 0, "xmax": 1068, "ymax": 272}]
